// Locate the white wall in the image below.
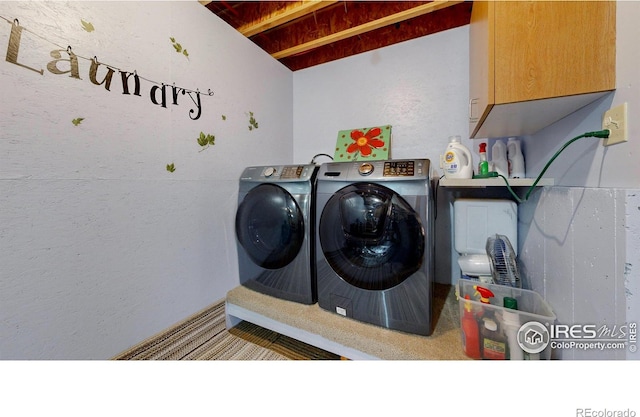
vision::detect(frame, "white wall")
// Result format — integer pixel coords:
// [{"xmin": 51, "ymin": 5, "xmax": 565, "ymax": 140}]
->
[
  {"xmin": 293, "ymin": 26, "xmax": 470, "ymax": 165},
  {"xmin": 519, "ymin": 187, "xmax": 635, "ymax": 359},
  {"xmin": 0, "ymin": 1, "xmax": 292, "ymax": 359}
]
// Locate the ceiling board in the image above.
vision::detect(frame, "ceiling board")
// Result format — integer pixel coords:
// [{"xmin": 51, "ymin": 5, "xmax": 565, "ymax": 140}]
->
[
  {"xmin": 202, "ymin": 1, "xmax": 472, "ymax": 71},
  {"xmin": 237, "ymin": 1, "xmax": 340, "ymax": 37}
]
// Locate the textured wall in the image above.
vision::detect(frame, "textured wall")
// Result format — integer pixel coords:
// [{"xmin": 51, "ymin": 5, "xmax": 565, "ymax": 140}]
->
[
  {"xmin": 0, "ymin": 1, "xmax": 292, "ymax": 359},
  {"xmin": 519, "ymin": 187, "xmax": 638, "ymax": 359},
  {"xmin": 292, "ymin": 26, "xmax": 470, "ymax": 166}
]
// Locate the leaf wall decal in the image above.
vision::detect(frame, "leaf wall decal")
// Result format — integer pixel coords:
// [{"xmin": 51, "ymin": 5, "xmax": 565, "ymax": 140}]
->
[{"xmin": 81, "ymin": 19, "xmax": 95, "ymax": 32}]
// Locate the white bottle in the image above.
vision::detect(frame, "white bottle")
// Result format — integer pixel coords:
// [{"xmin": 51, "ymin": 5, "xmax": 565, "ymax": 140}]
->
[
  {"xmin": 491, "ymin": 139, "xmax": 509, "ymax": 178},
  {"xmin": 441, "ymin": 136, "xmax": 473, "ymax": 179},
  {"xmin": 502, "ymin": 310, "xmax": 524, "ymax": 360},
  {"xmin": 507, "ymin": 137, "xmax": 525, "ymax": 178}
]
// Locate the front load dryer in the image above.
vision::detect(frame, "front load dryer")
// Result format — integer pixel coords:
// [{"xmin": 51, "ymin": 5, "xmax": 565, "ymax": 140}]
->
[
  {"xmin": 315, "ymin": 159, "xmax": 435, "ymax": 335},
  {"xmin": 235, "ymin": 164, "xmax": 318, "ymax": 304}
]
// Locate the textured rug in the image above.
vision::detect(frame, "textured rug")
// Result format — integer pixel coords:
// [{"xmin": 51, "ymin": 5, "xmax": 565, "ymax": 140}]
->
[{"xmin": 112, "ymin": 300, "xmax": 340, "ymax": 360}]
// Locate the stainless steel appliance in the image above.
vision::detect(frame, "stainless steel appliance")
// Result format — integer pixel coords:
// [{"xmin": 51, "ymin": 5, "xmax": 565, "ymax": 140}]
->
[
  {"xmin": 235, "ymin": 164, "xmax": 318, "ymax": 304},
  {"xmin": 315, "ymin": 159, "xmax": 435, "ymax": 335}
]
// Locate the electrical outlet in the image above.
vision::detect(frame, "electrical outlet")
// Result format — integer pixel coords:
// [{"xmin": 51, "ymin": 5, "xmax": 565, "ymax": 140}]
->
[{"xmin": 602, "ymin": 102, "xmax": 628, "ymax": 146}]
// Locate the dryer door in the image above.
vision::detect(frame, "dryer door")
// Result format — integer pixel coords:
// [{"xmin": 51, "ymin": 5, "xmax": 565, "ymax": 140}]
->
[
  {"xmin": 236, "ymin": 183, "xmax": 304, "ymax": 270},
  {"xmin": 319, "ymin": 183, "xmax": 425, "ymax": 290}
]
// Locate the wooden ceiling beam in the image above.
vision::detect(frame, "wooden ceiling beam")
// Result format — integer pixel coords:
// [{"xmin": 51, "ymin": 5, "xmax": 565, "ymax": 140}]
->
[
  {"xmin": 279, "ymin": 2, "xmax": 471, "ymax": 71},
  {"xmin": 238, "ymin": 1, "xmax": 339, "ymax": 38},
  {"xmin": 271, "ymin": 0, "xmax": 463, "ymax": 60}
]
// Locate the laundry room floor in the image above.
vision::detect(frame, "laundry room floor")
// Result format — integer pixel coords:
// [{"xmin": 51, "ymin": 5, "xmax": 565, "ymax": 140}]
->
[{"xmin": 225, "ymin": 283, "xmax": 469, "ymax": 360}]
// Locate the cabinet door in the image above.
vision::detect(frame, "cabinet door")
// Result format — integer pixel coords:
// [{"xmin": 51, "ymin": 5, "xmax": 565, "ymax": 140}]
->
[
  {"xmin": 494, "ymin": 1, "xmax": 616, "ymax": 104},
  {"xmin": 468, "ymin": 1, "xmax": 492, "ymax": 135}
]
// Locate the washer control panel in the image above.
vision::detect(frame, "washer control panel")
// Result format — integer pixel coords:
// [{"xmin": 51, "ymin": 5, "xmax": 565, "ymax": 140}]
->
[
  {"xmin": 318, "ymin": 159, "xmax": 429, "ymax": 181},
  {"xmin": 383, "ymin": 160, "xmax": 415, "ymax": 177}
]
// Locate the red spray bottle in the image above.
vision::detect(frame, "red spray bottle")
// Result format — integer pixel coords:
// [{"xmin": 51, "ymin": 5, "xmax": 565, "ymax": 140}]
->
[
  {"xmin": 461, "ymin": 295, "xmax": 481, "ymax": 359},
  {"xmin": 474, "ymin": 285, "xmax": 494, "ymax": 304},
  {"xmin": 473, "ymin": 286, "xmax": 507, "ymax": 359}
]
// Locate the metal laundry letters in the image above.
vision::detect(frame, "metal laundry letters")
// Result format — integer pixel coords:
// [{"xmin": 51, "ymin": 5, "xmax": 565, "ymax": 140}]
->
[
  {"xmin": 4, "ymin": 19, "xmax": 204, "ymax": 120},
  {"xmin": 47, "ymin": 49, "xmax": 81, "ymax": 79},
  {"xmin": 5, "ymin": 19, "xmax": 43, "ymax": 75},
  {"xmin": 148, "ymin": 84, "xmax": 202, "ymax": 120},
  {"xmin": 119, "ymin": 71, "xmax": 141, "ymax": 97},
  {"xmin": 89, "ymin": 57, "xmax": 116, "ymax": 91}
]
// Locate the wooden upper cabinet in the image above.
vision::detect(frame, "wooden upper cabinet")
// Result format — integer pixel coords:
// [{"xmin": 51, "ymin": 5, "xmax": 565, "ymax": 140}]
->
[{"xmin": 469, "ymin": 1, "xmax": 616, "ymax": 139}]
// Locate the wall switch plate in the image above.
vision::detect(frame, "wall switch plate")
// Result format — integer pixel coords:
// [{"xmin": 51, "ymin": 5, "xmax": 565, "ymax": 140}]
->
[{"xmin": 602, "ymin": 102, "xmax": 628, "ymax": 146}]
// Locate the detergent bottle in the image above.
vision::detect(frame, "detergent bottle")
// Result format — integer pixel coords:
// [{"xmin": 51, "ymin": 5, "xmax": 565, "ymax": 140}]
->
[
  {"xmin": 441, "ymin": 135, "xmax": 473, "ymax": 179},
  {"xmin": 461, "ymin": 295, "xmax": 481, "ymax": 359},
  {"xmin": 491, "ymin": 139, "xmax": 509, "ymax": 178},
  {"xmin": 507, "ymin": 137, "xmax": 526, "ymax": 178}
]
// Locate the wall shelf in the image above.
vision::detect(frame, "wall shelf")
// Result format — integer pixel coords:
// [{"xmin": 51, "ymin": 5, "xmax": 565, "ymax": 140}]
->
[{"xmin": 439, "ymin": 177, "xmax": 554, "ymax": 188}]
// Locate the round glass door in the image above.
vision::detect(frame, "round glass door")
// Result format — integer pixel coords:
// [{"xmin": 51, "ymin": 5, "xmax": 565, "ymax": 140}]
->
[
  {"xmin": 319, "ymin": 183, "xmax": 424, "ymax": 290},
  {"xmin": 236, "ymin": 183, "xmax": 304, "ymax": 270}
]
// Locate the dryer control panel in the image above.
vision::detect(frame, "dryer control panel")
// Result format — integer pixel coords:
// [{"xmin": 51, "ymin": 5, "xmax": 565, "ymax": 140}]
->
[
  {"xmin": 280, "ymin": 165, "xmax": 305, "ymax": 179},
  {"xmin": 240, "ymin": 164, "xmax": 318, "ymax": 182}
]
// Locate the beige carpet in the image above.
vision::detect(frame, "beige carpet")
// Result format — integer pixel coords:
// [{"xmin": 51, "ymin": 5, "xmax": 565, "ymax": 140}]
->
[
  {"xmin": 112, "ymin": 301, "xmax": 340, "ymax": 360},
  {"xmin": 225, "ymin": 283, "xmax": 469, "ymax": 360}
]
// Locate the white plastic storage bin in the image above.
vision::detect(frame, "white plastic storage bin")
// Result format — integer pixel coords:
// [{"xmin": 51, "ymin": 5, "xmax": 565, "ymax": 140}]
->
[{"xmin": 457, "ymin": 279, "xmax": 556, "ymax": 360}]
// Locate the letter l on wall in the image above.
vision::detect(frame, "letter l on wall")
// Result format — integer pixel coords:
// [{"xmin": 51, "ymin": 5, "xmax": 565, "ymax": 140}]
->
[{"xmin": 5, "ymin": 21, "xmax": 44, "ymax": 75}]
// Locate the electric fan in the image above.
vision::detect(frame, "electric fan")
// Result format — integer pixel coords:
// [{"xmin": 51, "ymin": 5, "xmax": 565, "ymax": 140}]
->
[{"xmin": 485, "ymin": 234, "xmax": 521, "ymax": 288}]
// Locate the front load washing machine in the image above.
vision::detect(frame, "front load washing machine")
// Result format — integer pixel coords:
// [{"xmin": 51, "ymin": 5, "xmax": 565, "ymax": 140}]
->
[
  {"xmin": 235, "ymin": 164, "xmax": 318, "ymax": 304},
  {"xmin": 315, "ymin": 159, "xmax": 434, "ymax": 335}
]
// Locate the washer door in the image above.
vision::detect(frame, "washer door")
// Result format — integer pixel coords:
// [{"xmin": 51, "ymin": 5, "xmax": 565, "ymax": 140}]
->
[
  {"xmin": 236, "ymin": 183, "xmax": 304, "ymax": 270},
  {"xmin": 319, "ymin": 183, "xmax": 425, "ymax": 290}
]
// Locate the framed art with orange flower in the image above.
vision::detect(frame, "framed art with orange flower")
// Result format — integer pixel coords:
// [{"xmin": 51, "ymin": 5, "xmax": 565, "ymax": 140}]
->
[{"xmin": 333, "ymin": 125, "xmax": 391, "ymax": 161}]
